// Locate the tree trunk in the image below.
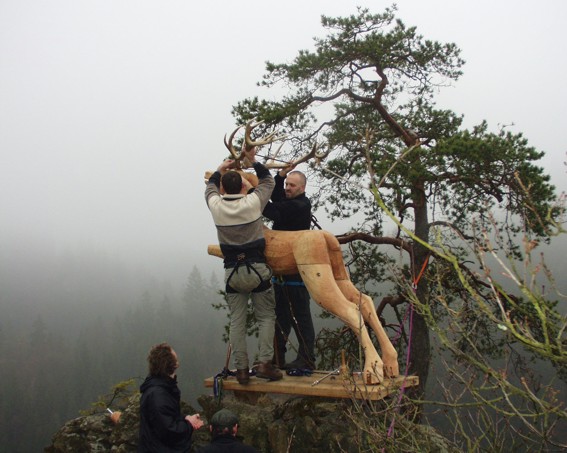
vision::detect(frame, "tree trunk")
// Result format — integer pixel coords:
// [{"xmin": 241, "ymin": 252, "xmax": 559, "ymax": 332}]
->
[{"xmin": 409, "ymin": 182, "xmax": 431, "ymax": 397}]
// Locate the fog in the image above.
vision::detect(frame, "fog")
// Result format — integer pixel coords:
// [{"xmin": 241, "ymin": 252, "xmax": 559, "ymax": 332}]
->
[
  {"xmin": 1, "ymin": 0, "xmax": 566, "ymax": 450},
  {"xmin": 1, "ymin": 0, "xmax": 566, "ymax": 291}
]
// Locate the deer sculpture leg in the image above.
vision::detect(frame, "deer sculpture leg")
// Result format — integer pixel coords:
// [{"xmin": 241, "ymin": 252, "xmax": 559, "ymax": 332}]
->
[
  {"xmin": 293, "ymin": 233, "xmax": 385, "ymax": 384},
  {"xmin": 323, "ymin": 231, "xmax": 400, "ymax": 379},
  {"xmin": 335, "ymin": 283, "xmax": 399, "ymax": 379}
]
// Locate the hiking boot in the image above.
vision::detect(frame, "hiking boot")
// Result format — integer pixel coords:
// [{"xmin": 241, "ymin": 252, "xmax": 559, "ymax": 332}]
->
[
  {"xmin": 236, "ymin": 369, "xmax": 250, "ymax": 385},
  {"xmin": 256, "ymin": 361, "xmax": 283, "ymax": 381}
]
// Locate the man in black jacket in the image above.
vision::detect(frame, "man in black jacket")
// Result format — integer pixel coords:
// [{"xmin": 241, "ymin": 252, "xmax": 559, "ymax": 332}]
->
[
  {"xmin": 263, "ymin": 166, "xmax": 316, "ymax": 370},
  {"xmin": 196, "ymin": 408, "xmax": 258, "ymax": 453},
  {"xmin": 138, "ymin": 343, "xmax": 204, "ymax": 452}
]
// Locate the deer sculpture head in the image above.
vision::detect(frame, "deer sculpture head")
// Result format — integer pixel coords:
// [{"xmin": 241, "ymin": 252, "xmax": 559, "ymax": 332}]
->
[{"xmin": 205, "ymin": 119, "xmax": 329, "ymax": 190}]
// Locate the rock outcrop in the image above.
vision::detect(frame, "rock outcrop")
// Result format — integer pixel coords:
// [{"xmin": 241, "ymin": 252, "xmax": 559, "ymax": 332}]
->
[{"xmin": 45, "ymin": 391, "xmax": 456, "ymax": 452}]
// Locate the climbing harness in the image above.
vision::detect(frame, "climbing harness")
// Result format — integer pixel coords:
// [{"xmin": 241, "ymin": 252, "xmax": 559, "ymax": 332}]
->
[{"xmin": 225, "ymin": 252, "xmax": 272, "ymax": 294}]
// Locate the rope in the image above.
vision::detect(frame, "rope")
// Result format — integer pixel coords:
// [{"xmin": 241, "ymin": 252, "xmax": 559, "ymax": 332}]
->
[
  {"xmin": 214, "ymin": 344, "xmax": 233, "ymax": 403},
  {"xmin": 412, "ymin": 253, "xmax": 430, "ymax": 289},
  {"xmin": 274, "ymin": 283, "xmax": 306, "ymax": 361},
  {"xmin": 311, "ymin": 214, "xmax": 323, "ymax": 230},
  {"xmin": 385, "ymin": 251, "xmax": 429, "ymax": 445},
  {"xmin": 213, "ymin": 368, "xmax": 235, "ymax": 402}
]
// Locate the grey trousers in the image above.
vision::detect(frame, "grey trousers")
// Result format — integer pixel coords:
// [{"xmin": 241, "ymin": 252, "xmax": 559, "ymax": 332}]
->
[{"xmin": 224, "ymin": 262, "xmax": 276, "ymax": 370}]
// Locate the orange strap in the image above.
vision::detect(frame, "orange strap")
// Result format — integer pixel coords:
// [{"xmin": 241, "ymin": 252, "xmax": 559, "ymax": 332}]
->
[{"xmin": 413, "ymin": 253, "xmax": 430, "ymax": 288}]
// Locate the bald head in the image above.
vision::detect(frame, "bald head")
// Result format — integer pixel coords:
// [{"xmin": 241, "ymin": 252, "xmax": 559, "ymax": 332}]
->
[{"xmin": 285, "ymin": 171, "xmax": 306, "ymax": 199}]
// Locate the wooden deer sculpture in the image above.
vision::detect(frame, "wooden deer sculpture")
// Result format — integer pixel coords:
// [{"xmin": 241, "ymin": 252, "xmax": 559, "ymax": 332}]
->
[{"xmin": 207, "ymin": 120, "xmax": 399, "ymax": 384}]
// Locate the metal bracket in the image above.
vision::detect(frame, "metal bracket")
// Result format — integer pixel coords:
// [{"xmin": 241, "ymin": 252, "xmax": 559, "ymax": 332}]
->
[{"xmin": 311, "ymin": 368, "xmax": 340, "ymax": 386}]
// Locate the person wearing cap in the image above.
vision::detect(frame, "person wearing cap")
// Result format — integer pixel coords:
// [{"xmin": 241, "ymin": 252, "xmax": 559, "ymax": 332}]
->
[
  {"xmin": 138, "ymin": 343, "xmax": 204, "ymax": 452},
  {"xmin": 196, "ymin": 408, "xmax": 259, "ymax": 453}
]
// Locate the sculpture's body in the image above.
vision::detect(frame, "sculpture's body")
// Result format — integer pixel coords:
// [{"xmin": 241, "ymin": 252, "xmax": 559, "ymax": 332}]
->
[{"xmin": 209, "ymin": 228, "xmax": 399, "ymax": 384}]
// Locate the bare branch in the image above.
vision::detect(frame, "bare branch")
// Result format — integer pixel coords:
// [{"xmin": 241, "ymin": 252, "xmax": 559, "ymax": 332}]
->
[
  {"xmin": 336, "ymin": 232, "xmax": 412, "ymax": 255},
  {"xmin": 376, "ymin": 294, "xmax": 406, "ymax": 318},
  {"xmin": 429, "ymin": 221, "xmax": 476, "ymax": 241},
  {"xmin": 260, "ymin": 141, "xmax": 331, "ymax": 170}
]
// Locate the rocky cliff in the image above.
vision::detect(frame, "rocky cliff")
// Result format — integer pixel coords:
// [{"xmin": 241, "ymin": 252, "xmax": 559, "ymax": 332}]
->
[{"xmin": 45, "ymin": 391, "xmax": 456, "ymax": 452}]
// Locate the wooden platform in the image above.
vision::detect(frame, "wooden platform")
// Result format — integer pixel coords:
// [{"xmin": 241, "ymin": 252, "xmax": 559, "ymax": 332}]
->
[{"xmin": 204, "ymin": 371, "xmax": 418, "ymax": 401}]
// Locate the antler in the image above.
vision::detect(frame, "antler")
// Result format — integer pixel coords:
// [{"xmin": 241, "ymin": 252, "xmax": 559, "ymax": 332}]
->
[
  {"xmin": 224, "ymin": 119, "xmax": 285, "ymax": 168},
  {"xmin": 244, "ymin": 119, "xmax": 284, "ymax": 150},
  {"xmin": 223, "ymin": 125, "xmax": 244, "ymax": 163},
  {"xmin": 223, "ymin": 119, "xmax": 329, "ymax": 170},
  {"xmin": 263, "ymin": 142, "xmax": 330, "ymax": 169},
  {"xmin": 292, "ymin": 142, "xmax": 330, "ymax": 167}
]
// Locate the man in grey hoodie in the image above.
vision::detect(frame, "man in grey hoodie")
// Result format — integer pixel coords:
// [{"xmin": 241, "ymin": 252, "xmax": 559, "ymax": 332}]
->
[{"xmin": 205, "ymin": 146, "xmax": 282, "ymax": 385}]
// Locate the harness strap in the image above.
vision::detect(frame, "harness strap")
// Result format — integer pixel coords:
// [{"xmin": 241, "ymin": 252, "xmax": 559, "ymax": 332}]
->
[
  {"xmin": 253, "ymin": 277, "xmax": 272, "ymax": 293},
  {"xmin": 311, "ymin": 214, "xmax": 323, "ymax": 230},
  {"xmin": 271, "ymin": 277, "xmax": 305, "ymax": 287},
  {"xmin": 226, "ymin": 261, "xmax": 272, "ymax": 293}
]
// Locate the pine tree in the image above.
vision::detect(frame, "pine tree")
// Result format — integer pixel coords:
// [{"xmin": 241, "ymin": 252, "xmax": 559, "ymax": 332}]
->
[{"xmin": 231, "ymin": 6, "xmax": 561, "ymax": 394}]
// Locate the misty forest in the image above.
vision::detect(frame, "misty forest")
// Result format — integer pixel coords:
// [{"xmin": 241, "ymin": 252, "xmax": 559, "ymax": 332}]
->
[
  {"xmin": 0, "ymin": 252, "xmax": 235, "ymax": 452},
  {"xmin": 2, "ymin": 5, "xmax": 567, "ymax": 453}
]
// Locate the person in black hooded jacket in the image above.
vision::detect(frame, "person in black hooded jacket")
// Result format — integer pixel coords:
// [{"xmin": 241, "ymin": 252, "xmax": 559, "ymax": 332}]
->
[{"xmin": 138, "ymin": 343, "xmax": 204, "ymax": 452}]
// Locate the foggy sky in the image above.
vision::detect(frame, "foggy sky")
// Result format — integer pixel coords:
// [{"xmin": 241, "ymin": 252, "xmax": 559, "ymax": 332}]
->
[{"xmin": 1, "ymin": 0, "xmax": 566, "ymax": 288}]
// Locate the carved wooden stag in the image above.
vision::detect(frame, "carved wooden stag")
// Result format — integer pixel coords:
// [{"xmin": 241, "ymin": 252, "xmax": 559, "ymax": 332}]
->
[
  {"xmin": 208, "ymin": 228, "xmax": 399, "ymax": 384},
  {"xmin": 207, "ymin": 121, "xmax": 400, "ymax": 384}
]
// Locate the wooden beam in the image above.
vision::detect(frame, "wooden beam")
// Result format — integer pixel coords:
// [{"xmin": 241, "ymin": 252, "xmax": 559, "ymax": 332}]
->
[{"xmin": 204, "ymin": 372, "xmax": 418, "ymax": 401}]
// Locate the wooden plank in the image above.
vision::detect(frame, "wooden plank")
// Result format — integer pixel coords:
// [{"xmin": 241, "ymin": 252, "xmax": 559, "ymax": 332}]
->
[{"xmin": 204, "ymin": 372, "xmax": 418, "ymax": 401}]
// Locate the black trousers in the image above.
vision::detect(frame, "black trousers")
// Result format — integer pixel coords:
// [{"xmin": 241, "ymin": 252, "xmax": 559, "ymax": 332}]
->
[{"xmin": 273, "ymin": 283, "xmax": 315, "ymax": 367}]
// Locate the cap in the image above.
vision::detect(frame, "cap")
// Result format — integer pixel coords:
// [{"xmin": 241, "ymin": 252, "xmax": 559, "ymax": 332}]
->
[{"xmin": 210, "ymin": 408, "xmax": 239, "ymax": 428}]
